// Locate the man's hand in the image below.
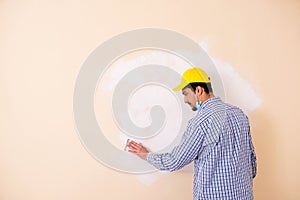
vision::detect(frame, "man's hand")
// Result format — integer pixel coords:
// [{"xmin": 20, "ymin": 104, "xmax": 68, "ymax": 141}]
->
[{"xmin": 127, "ymin": 140, "xmax": 149, "ymax": 160}]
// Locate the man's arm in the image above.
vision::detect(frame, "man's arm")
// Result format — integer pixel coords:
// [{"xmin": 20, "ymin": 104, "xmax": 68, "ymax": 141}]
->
[
  {"xmin": 128, "ymin": 124, "xmax": 205, "ymax": 172},
  {"xmin": 249, "ymin": 128, "xmax": 257, "ymax": 178}
]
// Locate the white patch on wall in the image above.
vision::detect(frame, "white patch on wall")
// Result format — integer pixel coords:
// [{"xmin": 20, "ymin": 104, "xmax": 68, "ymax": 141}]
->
[
  {"xmin": 97, "ymin": 40, "xmax": 261, "ymax": 185},
  {"xmin": 199, "ymin": 40, "xmax": 262, "ymax": 114}
]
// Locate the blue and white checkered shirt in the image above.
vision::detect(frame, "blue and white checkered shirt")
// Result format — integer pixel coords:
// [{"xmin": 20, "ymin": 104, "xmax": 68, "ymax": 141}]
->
[{"xmin": 147, "ymin": 97, "xmax": 257, "ymax": 200}]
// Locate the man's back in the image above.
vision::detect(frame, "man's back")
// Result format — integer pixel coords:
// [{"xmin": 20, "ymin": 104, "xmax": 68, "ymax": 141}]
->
[{"xmin": 193, "ymin": 98, "xmax": 256, "ymax": 200}]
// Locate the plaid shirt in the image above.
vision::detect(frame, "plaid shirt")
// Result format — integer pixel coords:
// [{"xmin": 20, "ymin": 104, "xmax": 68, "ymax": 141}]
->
[{"xmin": 147, "ymin": 97, "xmax": 257, "ymax": 200}]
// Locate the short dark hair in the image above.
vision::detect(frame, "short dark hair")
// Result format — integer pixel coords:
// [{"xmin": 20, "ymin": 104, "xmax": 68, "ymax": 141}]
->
[{"xmin": 184, "ymin": 82, "xmax": 213, "ymax": 94}]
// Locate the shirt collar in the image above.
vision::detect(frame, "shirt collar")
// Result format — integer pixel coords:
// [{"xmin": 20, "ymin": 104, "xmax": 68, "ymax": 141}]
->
[{"xmin": 199, "ymin": 97, "xmax": 222, "ymax": 111}]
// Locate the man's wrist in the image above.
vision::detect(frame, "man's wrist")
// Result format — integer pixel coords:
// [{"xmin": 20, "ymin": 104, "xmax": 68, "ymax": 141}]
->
[{"xmin": 145, "ymin": 152, "xmax": 152, "ymax": 161}]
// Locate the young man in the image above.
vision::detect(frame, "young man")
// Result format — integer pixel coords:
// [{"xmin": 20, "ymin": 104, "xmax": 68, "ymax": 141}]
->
[{"xmin": 127, "ymin": 67, "xmax": 257, "ymax": 200}]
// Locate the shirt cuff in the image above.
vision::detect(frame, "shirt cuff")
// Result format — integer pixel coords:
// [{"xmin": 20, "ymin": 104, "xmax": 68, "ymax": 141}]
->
[{"xmin": 146, "ymin": 153, "xmax": 153, "ymax": 162}]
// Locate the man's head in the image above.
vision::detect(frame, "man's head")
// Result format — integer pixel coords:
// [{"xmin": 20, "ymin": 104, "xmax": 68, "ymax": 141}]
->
[{"xmin": 173, "ymin": 68, "xmax": 214, "ymax": 111}]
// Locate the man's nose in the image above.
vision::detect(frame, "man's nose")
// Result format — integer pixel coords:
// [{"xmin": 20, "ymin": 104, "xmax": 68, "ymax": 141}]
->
[{"xmin": 184, "ymin": 97, "xmax": 188, "ymax": 104}]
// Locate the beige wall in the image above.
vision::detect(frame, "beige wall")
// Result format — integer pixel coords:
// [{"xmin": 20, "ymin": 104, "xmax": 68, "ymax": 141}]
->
[{"xmin": 1, "ymin": 0, "xmax": 300, "ymax": 199}]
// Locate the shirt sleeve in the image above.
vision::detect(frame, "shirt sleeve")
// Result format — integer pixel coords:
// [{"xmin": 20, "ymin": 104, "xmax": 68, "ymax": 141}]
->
[
  {"xmin": 249, "ymin": 127, "xmax": 257, "ymax": 178},
  {"xmin": 146, "ymin": 121, "xmax": 205, "ymax": 172}
]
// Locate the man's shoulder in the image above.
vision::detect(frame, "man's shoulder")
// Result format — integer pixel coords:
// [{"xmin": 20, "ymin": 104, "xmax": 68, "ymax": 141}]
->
[
  {"xmin": 223, "ymin": 103, "xmax": 250, "ymax": 125},
  {"xmin": 224, "ymin": 102, "xmax": 247, "ymax": 116}
]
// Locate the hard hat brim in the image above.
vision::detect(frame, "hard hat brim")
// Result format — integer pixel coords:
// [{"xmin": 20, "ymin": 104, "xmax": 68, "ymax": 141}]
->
[{"xmin": 173, "ymin": 79, "xmax": 188, "ymax": 91}]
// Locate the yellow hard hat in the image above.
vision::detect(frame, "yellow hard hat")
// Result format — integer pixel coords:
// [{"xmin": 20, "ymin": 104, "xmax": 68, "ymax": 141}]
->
[{"xmin": 173, "ymin": 67, "xmax": 211, "ymax": 91}]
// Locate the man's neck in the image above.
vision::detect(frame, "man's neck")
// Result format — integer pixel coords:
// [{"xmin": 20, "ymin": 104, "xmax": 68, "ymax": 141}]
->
[{"xmin": 201, "ymin": 93, "xmax": 215, "ymax": 103}]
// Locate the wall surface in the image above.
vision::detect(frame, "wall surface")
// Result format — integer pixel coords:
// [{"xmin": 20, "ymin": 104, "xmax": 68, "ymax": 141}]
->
[{"xmin": 1, "ymin": 1, "xmax": 300, "ymax": 200}]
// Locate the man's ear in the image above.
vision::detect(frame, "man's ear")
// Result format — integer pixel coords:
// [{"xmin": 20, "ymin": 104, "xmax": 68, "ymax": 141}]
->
[{"xmin": 195, "ymin": 86, "xmax": 203, "ymax": 95}]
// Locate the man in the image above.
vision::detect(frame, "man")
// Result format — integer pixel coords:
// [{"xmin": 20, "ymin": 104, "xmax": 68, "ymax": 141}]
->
[{"xmin": 127, "ymin": 67, "xmax": 257, "ymax": 200}]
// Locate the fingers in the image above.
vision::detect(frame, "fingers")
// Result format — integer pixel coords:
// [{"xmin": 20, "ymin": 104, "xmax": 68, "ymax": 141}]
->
[
  {"xmin": 126, "ymin": 140, "xmax": 149, "ymax": 160},
  {"xmin": 127, "ymin": 140, "xmax": 147, "ymax": 155},
  {"xmin": 127, "ymin": 141, "xmax": 143, "ymax": 150}
]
